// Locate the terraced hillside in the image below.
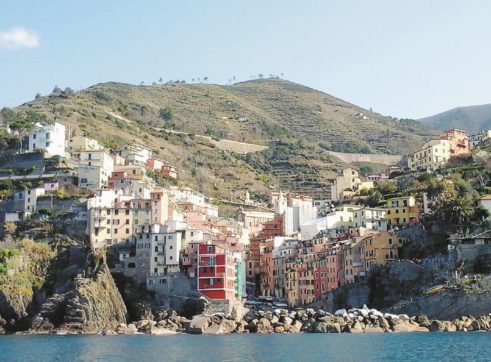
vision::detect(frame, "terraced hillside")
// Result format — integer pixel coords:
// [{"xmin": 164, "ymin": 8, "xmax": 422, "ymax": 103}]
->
[{"xmin": 4, "ymin": 79, "xmax": 436, "ymax": 200}]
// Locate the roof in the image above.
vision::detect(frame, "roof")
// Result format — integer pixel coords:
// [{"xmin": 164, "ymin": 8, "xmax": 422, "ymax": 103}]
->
[{"xmin": 480, "ymin": 195, "xmax": 491, "ymax": 201}]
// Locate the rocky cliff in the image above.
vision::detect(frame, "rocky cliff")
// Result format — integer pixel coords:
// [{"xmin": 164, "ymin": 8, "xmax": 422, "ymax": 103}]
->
[
  {"xmin": 60, "ymin": 265, "xmax": 127, "ymax": 332},
  {"xmin": 0, "ymin": 238, "xmax": 128, "ymax": 334}
]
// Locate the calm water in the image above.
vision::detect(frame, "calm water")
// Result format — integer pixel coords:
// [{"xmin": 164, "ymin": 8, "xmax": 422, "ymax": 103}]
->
[{"xmin": 0, "ymin": 333, "xmax": 490, "ymax": 362}]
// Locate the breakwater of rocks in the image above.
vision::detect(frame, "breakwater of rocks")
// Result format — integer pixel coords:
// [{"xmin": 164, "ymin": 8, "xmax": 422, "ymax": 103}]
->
[{"xmin": 18, "ymin": 305, "xmax": 491, "ymax": 335}]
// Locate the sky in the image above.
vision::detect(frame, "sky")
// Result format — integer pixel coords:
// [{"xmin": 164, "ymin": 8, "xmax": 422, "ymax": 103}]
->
[{"xmin": 1, "ymin": 0, "xmax": 491, "ymax": 119}]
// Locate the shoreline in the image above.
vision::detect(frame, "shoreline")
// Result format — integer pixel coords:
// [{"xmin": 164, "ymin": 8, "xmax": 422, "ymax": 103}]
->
[{"xmin": 5, "ymin": 306, "xmax": 491, "ymax": 336}]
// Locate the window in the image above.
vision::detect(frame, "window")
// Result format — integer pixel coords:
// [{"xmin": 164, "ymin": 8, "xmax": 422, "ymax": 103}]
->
[
  {"xmin": 106, "ymin": 228, "xmax": 110, "ymax": 234},
  {"xmin": 154, "ymin": 268, "xmax": 158, "ymax": 273},
  {"xmin": 114, "ymin": 210, "xmax": 119, "ymax": 215},
  {"xmin": 125, "ymin": 209, "xmax": 130, "ymax": 215},
  {"xmin": 169, "ymin": 245, "xmax": 173, "ymax": 250},
  {"xmin": 114, "ymin": 228, "xmax": 118, "ymax": 234},
  {"xmin": 154, "ymin": 257, "xmax": 158, "ymax": 262},
  {"xmin": 126, "ymin": 228, "xmax": 130, "ymax": 234},
  {"xmin": 125, "ymin": 219, "xmax": 129, "ymax": 224}
]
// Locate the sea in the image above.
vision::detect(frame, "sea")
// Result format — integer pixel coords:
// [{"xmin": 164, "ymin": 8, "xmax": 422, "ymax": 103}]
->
[{"xmin": 0, "ymin": 333, "xmax": 490, "ymax": 362}]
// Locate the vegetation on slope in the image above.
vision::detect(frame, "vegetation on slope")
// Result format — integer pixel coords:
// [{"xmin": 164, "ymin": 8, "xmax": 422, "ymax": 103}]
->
[{"xmin": 2, "ymin": 79, "xmax": 436, "ymax": 199}]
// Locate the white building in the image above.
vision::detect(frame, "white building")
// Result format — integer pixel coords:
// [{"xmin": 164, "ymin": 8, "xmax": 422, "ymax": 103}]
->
[
  {"xmin": 68, "ymin": 135, "xmax": 102, "ymax": 158},
  {"xmin": 116, "ymin": 143, "xmax": 152, "ymax": 166},
  {"xmin": 14, "ymin": 188, "xmax": 46, "ymax": 214},
  {"xmin": 27, "ymin": 122, "xmax": 67, "ymax": 157},
  {"xmin": 352, "ymin": 207, "xmax": 388, "ymax": 231},
  {"xmin": 147, "ymin": 224, "xmax": 182, "ymax": 275},
  {"xmin": 78, "ymin": 150, "xmax": 115, "ymax": 191},
  {"xmin": 469, "ymin": 130, "xmax": 491, "ymax": 149}
]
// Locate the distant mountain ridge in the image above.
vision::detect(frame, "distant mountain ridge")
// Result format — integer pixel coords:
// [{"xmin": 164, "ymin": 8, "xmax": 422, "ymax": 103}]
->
[{"xmin": 419, "ymin": 103, "xmax": 491, "ymax": 133}]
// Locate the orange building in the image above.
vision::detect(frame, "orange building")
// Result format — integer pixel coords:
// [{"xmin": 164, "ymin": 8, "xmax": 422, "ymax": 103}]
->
[{"xmin": 440, "ymin": 129, "xmax": 469, "ymax": 156}]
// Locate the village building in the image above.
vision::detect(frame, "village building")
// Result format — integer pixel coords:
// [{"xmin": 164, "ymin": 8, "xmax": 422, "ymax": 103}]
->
[{"xmin": 27, "ymin": 122, "xmax": 67, "ymax": 158}]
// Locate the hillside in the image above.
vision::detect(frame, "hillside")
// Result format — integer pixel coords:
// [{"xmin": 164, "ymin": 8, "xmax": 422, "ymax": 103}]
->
[
  {"xmin": 5, "ymin": 79, "xmax": 435, "ymax": 200},
  {"xmin": 419, "ymin": 103, "xmax": 491, "ymax": 133}
]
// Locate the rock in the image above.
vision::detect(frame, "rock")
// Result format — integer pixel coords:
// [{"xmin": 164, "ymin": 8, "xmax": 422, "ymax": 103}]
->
[
  {"xmin": 270, "ymin": 315, "xmax": 279, "ymax": 324},
  {"xmin": 349, "ymin": 320, "xmax": 365, "ymax": 333},
  {"xmin": 313, "ymin": 322, "xmax": 328, "ymax": 333},
  {"xmin": 135, "ymin": 319, "xmax": 151, "ymax": 330},
  {"xmin": 281, "ymin": 316, "xmax": 293, "ymax": 325},
  {"xmin": 378, "ymin": 317, "xmax": 390, "ymax": 332},
  {"xmin": 150, "ymin": 327, "xmax": 176, "ymax": 335},
  {"xmin": 428, "ymin": 320, "xmax": 445, "ymax": 332},
  {"xmin": 306, "ymin": 308, "xmax": 316, "ymax": 317},
  {"xmin": 219, "ymin": 319, "xmax": 237, "ymax": 334},
  {"xmin": 415, "ymin": 315, "xmax": 431, "ymax": 327},
  {"xmin": 334, "ymin": 309, "xmax": 348, "ymax": 317},
  {"xmin": 393, "ymin": 321, "xmax": 428, "ymax": 332},
  {"xmin": 274, "ymin": 326, "xmax": 285, "ymax": 333},
  {"xmin": 365, "ymin": 325, "xmax": 385, "ymax": 333},
  {"xmin": 291, "ymin": 320, "xmax": 303, "ymax": 333},
  {"xmin": 327, "ymin": 323, "xmax": 341, "ymax": 333},
  {"xmin": 60, "ymin": 265, "xmax": 127, "ymax": 333},
  {"xmin": 187, "ymin": 315, "xmax": 210, "ymax": 334},
  {"xmin": 258, "ymin": 318, "xmax": 271, "ymax": 327},
  {"xmin": 125, "ymin": 324, "xmax": 137, "ymax": 335}
]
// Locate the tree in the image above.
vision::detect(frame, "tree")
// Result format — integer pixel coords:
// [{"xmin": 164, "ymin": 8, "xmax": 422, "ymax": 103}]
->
[
  {"xmin": 52, "ymin": 85, "xmax": 61, "ymax": 93},
  {"xmin": 365, "ymin": 190, "xmax": 383, "ymax": 207},
  {"xmin": 258, "ymin": 74, "xmax": 264, "ymax": 79},
  {"xmin": 376, "ymin": 181, "xmax": 398, "ymax": 195},
  {"xmin": 9, "ymin": 118, "xmax": 35, "ymax": 151},
  {"xmin": 159, "ymin": 107, "xmax": 173, "ymax": 121},
  {"xmin": 35, "ymin": 93, "xmax": 42, "ymax": 100},
  {"xmin": 158, "ymin": 77, "xmax": 163, "ymax": 84},
  {"xmin": 203, "ymin": 77, "xmax": 208, "ymax": 82},
  {"xmin": 0, "ymin": 107, "xmax": 18, "ymax": 123}
]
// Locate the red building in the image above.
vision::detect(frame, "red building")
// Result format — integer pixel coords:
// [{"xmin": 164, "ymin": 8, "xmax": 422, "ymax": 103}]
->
[
  {"xmin": 314, "ymin": 258, "xmax": 328, "ymax": 299},
  {"xmin": 326, "ymin": 248, "xmax": 343, "ymax": 290},
  {"xmin": 197, "ymin": 244, "xmax": 236, "ymax": 300}
]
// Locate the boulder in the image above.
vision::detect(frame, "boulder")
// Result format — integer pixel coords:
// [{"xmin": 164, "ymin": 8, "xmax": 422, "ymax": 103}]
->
[
  {"xmin": 365, "ymin": 325, "xmax": 385, "ymax": 333},
  {"xmin": 274, "ymin": 326, "xmax": 285, "ymax": 333},
  {"xmin": 187, "ymin": 315, "xmax": 210, "ymax": 334},
  {"xmin": 291, "ymin": 320, "xmax": 303, "ymax": 333},
  {"xmin": 125, "ymin": 323, "xmax": 137, "ymax": 335},
  {"xmin": 349, "ymin": 320, "xmax": 365, "ymax": 334},
  {"xmin": 334, "ymin": 309, "xmax": 348, "ymax": 318},
  {"xmin": 313, "ymin": 322, "xmax": 328, "ymax": 333},
  {"xmin": 428, "ymin": 320, "xmax": 445, "ymax": 332},
  {"xmin": 150, "ymin": 327, "xmax": 177, "ymax": 335},
  {"xmin": 327, "ymin": 323, "xmax": 341, "ymax": 333},
  {"xmin": 219, "ymin": 319, "xmax": 237, "ymax": 334},
  {"xmin": 281, "ymin": 316, "xmax": 293, "ymax": 325}
]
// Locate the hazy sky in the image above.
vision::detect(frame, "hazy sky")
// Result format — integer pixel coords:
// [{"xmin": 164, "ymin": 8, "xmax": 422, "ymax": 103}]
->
[{"xmin": 1, "ymin": 0, "xmax": 490, "ymax": 118}]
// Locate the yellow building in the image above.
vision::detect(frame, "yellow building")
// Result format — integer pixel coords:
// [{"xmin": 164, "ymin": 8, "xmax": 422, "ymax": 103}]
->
[
  {"xmin": 89, "ymin": 206, "xmax": 134, "ymax": 250},
  {"xmin": 408, "ymin": 139, "xmax": 451, "ymax": 171},
  {"xmin": 364, "ymin": 231, "xmax": 407, "ymax": 269},
  {"xmin": 385, "ymin": 196, "xmax": 419, "ymax": 228}
]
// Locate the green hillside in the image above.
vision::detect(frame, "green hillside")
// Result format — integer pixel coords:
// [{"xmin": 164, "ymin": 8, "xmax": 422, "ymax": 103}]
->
[
  {"xmin": 4, "ymin": 79, "xmax": 436, "ymax": 200},
  {"xmin": 419, "ymin": 103, "xmax": 491, "ymax": 133}
]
